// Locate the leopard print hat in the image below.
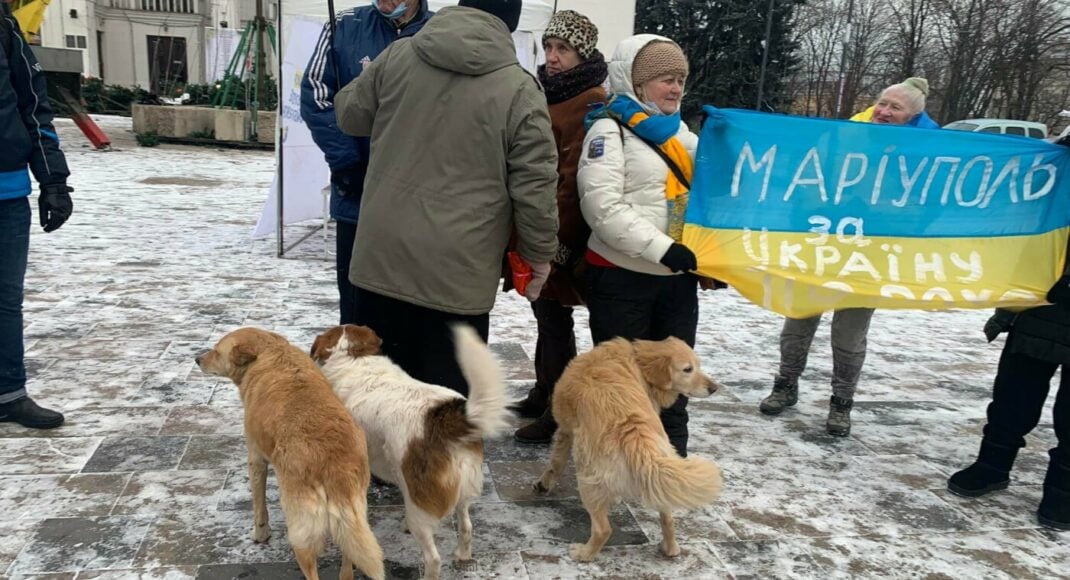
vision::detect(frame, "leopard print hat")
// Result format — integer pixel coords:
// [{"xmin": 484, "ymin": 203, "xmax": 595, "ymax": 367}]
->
[{"xmin": 542, "ymin": 10, "xmax": 599, "ymax": 60}]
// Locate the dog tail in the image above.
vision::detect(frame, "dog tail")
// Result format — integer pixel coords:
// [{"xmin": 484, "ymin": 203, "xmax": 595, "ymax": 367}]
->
[
  {"xmin": 327, "ymin": 488, "xmax": 385, "ymax": 580},
  {"xmin": 623, "ymin": 425, "xmax": 723, "ymax": 510},
  {"xmin": 452, "ymin": 324, "xmax": 512, "ymax": 439}
]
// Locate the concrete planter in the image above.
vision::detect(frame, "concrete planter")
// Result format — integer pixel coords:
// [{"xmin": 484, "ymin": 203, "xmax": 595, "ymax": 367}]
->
[
  {"xmin": 214, "ymin": 109, "xmax": 252, "ymax": 142},
  {"xmin": 132, "ymin": 104, "xmax": 276, "ymax": 145},
  {"xmin": 256, "ymin": 111, "xmax": 276, "ymax": 145}
]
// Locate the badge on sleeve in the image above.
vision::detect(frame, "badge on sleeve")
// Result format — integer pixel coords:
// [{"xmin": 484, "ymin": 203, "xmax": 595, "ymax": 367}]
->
[{"xmin": 587, "ymin": 137, "xmax": 606, "ymax": 159}]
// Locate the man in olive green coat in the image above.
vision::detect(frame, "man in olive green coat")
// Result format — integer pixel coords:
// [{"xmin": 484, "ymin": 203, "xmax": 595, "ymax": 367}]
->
[{"xmin": 335, "ymin": 0, "xmax": 559, "ymax": 396}]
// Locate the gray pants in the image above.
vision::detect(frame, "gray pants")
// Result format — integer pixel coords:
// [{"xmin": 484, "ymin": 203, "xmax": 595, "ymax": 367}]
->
[{"xmin": 777, "ymin": 308, "xmax": 875, "ymax": 400}]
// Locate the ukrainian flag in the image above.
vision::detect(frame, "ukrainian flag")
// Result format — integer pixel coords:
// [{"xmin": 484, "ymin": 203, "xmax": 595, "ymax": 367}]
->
[{"xmin": 684, "ymin": 106, "xmax": 1070, "ymax": 318}]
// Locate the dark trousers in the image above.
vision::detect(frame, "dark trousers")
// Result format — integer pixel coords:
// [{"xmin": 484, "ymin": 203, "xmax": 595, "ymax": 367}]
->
[
  {"xmin": 530, "ymin": 299, "xmax": 577, "ymax": 409},
  {"xmin": 335, "ymin": 219, "xmax": 360, "ymax": 325},
  {"xmin": 778, "ymin": 308, "xmax": 874, "ymax": 400},
  {"xmin": 353, "ymin": 287, "xmax": 489, "ymax": 397},
  {"xmin": 587, "ymin": 266, "xmax": 699, "ymax": 457},
  {"xmin": 0, "ymin": 197, "xmax": 29, "ymax": 404},
  {"xmin": 984, "ymin": 342, "xmax": 1068, "ymax": 461}
]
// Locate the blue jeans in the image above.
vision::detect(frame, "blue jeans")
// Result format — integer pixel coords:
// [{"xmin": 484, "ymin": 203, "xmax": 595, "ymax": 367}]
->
[{"xmin": 0, "ymin": 197, "xmax": 30, "ymax": 404}]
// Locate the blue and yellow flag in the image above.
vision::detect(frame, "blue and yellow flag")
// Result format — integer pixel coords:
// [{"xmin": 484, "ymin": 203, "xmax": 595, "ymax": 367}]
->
[{"xmin": 684, "ymin": 106, "xmax": 1070, "ymax": 318}]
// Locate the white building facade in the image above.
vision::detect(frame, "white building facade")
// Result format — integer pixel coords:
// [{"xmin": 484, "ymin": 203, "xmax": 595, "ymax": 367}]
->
[{"xmin": 36, "ymin": 0, "xmax": 277, "ymax": 92}]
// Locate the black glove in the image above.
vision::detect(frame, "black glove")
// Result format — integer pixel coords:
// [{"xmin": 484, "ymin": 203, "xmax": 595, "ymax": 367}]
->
[
  {"xmin": 660, "ymin": 243, "xmax": 697, "ymax": 273},
  {"xmin": 983, "ymin": 309, "xmax": 1016, "ymax": 342},
  {"xmin": 1057, "ymin": 134, "xmax": 1070, "ymax": 148},
  {"xmin": 330, "ymin": 161, "xmax": 368, "ymax": 197},
  {"xmin": 1047, "ymin": 274, "xmax": 1070, "ymax": 305},
  {"xmin": 38, "ymin": 183, "xmax": 73, "ymax": 233}
]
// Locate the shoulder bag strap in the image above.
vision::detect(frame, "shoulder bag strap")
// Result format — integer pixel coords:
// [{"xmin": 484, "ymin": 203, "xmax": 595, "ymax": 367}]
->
[{"xmin": 614, "ymin": 118, "xmax": 691, "ymax": 190}]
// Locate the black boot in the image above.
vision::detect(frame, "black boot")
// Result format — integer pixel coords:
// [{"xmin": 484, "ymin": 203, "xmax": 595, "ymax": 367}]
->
[
  {"xmin": 509, "ymin": 384, "xmax": 549, "ymax": 419},
  {"xmin": 0, "ymin": 397, "xmax": 65, "ymax": 429},
  {"xmin": 1038, "ymin": 448, "xmax": 1070, "ymax": 530},
  {"xmin": 947, "ymin": 438, "xmax": 1018, "ymax": 498},
  {"xmin": 826, "ymin": 395, "xmax": 853, "ymax": 437},
  {"xmin": 514, "ymin": 408, "xmax": 557, "ymax": 445},
  {"xmin": 759, "ymin": 377, "xmax": 798, "ymax": 416}
]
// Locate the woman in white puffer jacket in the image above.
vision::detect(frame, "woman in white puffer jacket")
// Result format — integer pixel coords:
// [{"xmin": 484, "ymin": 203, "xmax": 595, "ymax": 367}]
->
[{"xmin": 577, "ymin": 34, "xmax": 701, "ymax": 457}]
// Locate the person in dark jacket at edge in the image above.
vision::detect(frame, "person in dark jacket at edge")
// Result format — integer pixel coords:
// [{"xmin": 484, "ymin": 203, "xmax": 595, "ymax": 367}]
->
[
  {"xmin": 0, "ymin": 0, "xmax": 74, "ymax": 429},
  {"xmin": 300, "ymin": 0, "xmax": 432, "ymax": 325},
  {"xmin": 948, "ymin": 133, "xmax": 1070, "ymax": 531}
]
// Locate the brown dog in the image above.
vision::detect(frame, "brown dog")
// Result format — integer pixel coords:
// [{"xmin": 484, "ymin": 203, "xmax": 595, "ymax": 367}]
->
[
  {"xmin": 196, "ymin": 327, "xmax": 384, "ymax": 580},
  {"xmin": 534, "ymin": 337, "xmax": 724, "ymax": 563}
]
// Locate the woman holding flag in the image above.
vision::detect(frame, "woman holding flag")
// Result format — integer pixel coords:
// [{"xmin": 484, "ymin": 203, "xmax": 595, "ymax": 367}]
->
[
  {"xmin": 760, "ymin": 77, "xmax": 939, "ymax": 436},
  {"xmin": 576, "ymin": 34, "xmax": 700, "ymax": 458}
]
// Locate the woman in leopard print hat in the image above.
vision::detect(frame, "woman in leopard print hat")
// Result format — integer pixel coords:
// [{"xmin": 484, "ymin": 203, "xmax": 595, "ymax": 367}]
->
[{"xmin": 510, "ymin": 9, "xmax": 608, "ymax": 444}]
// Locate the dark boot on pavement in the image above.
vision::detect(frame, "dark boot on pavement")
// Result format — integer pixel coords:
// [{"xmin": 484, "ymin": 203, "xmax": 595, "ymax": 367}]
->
[
  {"xmin": 0, "ymin": 396, "xmax": 65, "ymax": 429},
  {"xmin": 509, "ymin": 384, "xmax": 549, "ymax": 419},
  {"xmin": 514, "ymin": 409, "xmax": 557, "ymax": 445},
  {"xmin": 1038, "ymin": 448, "xmax": 1070, "ymax": 531},
  {"xmin": 759, "ymin": 377, "xmax": 798, "ymax": 415},
  {"xmin": 947, "ymin": 438, "xmax": 1018, "ymax": 498},
  {"xmin": 826, "ymin": 395, "xmax": 853, "ymax": 436}
]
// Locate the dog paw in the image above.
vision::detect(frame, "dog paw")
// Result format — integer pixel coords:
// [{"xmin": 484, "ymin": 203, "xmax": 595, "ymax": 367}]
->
[
  {"xmin": 660, "ymin": 541, "xmax": 681, "ymax": 558},
  {"xmin": 568, "ymin": 543, "xmax": 596, "ymax": 563},
  {"xmin": 251, "ymin": 525, "xmax": 271, "ymax": 543},
  {"xmin": 533, "ymin": 479, "xmax": 552, "ymax": 494}
]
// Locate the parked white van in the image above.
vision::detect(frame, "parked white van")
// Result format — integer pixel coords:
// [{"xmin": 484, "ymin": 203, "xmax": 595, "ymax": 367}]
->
[
  {"xmin": 944, "ymin": 118, "xmax": 1048, "ymax": 139},
  {"xmin": 1048, "ymin": 125, "xmax": 1070, "ymax": 143}
]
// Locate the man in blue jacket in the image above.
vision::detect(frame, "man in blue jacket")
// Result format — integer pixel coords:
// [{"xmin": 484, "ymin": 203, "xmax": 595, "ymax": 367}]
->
[
  {"xmin": 0, "ymin": 0, "xmax": 73, "ymax": 429},
  {"xmin": 300, "ymin": 0, "xmax": 432, "ymax": 324}
]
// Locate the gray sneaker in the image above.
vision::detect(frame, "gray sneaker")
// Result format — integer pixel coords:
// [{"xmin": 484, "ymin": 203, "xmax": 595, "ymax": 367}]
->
[
  {"xmin": 759, "ymin": 378, "xmax": 798, "ymax": 415},
  {"xmin": 826, "ymin": 395, "xmax": 853, "ymax": 436}
]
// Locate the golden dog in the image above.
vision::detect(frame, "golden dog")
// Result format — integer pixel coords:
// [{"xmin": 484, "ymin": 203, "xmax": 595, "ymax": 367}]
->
[
  {"xmin": 534, "ymin": 337, "xmax": 724, "ymax": 562},
  {"xmin": 196, "ymin": 327, "xmax": 384, "ymax": 580}
]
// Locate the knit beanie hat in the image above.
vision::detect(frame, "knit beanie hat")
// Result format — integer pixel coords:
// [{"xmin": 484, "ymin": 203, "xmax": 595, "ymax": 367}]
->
[
  {"xmin": 903, "ymin": 77, "xmax": 930, "ymax": 96},
  {"xmin": 459, "ymin": 0, "xmax": 522, "ymax": 33},
  {"xmin": 883, "ymin": 76, "xmax": 930, "ymax": 115},
  {"xmin": 631, "ymin": 40, "xmax": 688, "ymax": 88},
  {"xmin": 543, "ymin": 10, "xmax": 599, "ymax": 60}
]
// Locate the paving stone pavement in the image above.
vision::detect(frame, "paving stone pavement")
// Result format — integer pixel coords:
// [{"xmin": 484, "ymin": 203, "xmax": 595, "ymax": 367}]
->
[{"xmin": 1, "ymin": 117, "xmax": 1067, "ymax": 579}]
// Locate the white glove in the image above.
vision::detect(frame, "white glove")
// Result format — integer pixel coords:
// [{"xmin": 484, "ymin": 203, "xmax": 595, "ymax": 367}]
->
[{"xmin": 524, "ymin": 262, "xmax": 552, "ymax": 302}]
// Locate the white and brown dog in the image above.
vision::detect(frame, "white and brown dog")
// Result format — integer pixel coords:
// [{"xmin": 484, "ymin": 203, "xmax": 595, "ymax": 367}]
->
[{"xmin": 311, "ymin": 324, "xmax": 512, "ymax": 580}]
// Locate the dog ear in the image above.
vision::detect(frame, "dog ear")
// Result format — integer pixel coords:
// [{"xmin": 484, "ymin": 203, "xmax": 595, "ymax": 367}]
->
[
  {"xmin": 310, "ymin": 334, "xmax": 326, "ymax": 363},
  {"xmin": 310, "ymin": 326, "xmax": 344, "ymax": 363},
  {"xmin": 345, "ymin": 325, "xmax": 382, "ymax": 357},
  {"xmin": 310, "ymin": 332, "xmax": 329, "ymax": 363},
  {"xmin": 635, "ymin": 340, "xmax": 673, "ymax": 391},
  {"xmin": 230, "ymin": 343, "xmax": 258, "ymax": 367}
]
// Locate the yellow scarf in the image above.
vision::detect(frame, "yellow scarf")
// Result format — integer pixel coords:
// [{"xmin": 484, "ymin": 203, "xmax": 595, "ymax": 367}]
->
[{"xmin": 622, "ymin": 110, "xmax": 694, "ymax": 241}]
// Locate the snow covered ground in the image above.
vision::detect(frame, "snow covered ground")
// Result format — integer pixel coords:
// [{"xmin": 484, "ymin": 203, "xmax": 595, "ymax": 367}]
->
[{"xmin": 0, "ymin": 116, "xmax": 1066, "ymax": 579}]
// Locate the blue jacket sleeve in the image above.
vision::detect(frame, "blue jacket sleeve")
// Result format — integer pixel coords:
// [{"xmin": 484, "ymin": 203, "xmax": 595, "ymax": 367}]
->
[
  {"xmin": 6, "ymin": 12, "xmax": 69, "ymax": 186},
  {"xmin": 300, "ymin": 21, "xmax": 360, "ymax": 172}
]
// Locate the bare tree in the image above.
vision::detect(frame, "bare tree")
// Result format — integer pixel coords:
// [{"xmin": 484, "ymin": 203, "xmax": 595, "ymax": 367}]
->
[
  {"xmin": 889, "ymin": 0, "xmax": 931, "ymax": 78},
  {"xmin": 839, "ymin": 0, "xmax": 898, "ymax": 117},
  {"xmin": 789, "ymin": 0, "xmax": 850, "ymax": 116},
  {"xmin": 991, "ymin": 0, "xmax": 1070, "ymax": 120},
  {"xmin": 787, "ymin": 0, "xmax": 1070, "ymax": 125}
]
